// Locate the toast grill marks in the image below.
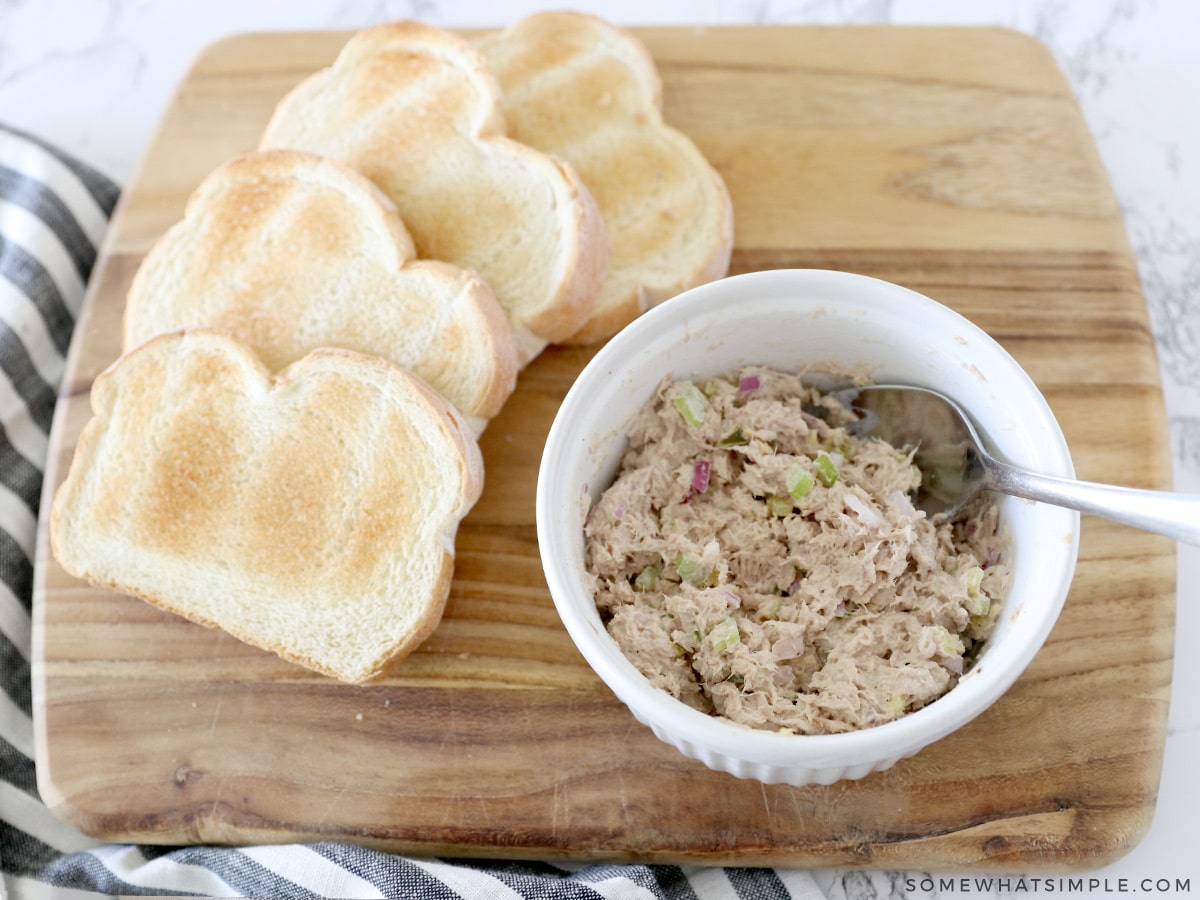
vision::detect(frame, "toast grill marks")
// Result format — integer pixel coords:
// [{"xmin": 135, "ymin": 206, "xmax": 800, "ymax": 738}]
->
[
  {"xmin": 260, "ymin": 21, "xmax": 609, "ymax": 359},
  {"xmin": 479, "ymin": 12, "xmax": 734, "ymax": 345},
  {"xmin": 122, "ymin": 150, "xmax": 518, "ymax": 428},
  {"xmin": 51, "ymin": 331, "xmax": 484, "ymax": 684}
]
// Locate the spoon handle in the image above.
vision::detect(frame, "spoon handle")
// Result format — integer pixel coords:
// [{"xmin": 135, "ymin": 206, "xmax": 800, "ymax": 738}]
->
[{"xmin": 986, "ymin": 459, "xmax": 1200, "ymax": 545}]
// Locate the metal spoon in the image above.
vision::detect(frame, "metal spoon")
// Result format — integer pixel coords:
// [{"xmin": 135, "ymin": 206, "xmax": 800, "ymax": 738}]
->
[{"xmin": 832, "ymin": 384, "xmax": 1200, "ymax": 545}]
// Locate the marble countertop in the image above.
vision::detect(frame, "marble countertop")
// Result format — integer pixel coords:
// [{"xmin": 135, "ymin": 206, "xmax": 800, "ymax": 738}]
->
[{"xmin": 2, "ymin": 0, "xmax": 1196, "ymax": 895}]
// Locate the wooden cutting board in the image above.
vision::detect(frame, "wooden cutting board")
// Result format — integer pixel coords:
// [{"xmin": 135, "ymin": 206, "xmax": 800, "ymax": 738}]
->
[{"xmin": 32, "ymin": 25, "xmax": 1175, "ymax": 870}]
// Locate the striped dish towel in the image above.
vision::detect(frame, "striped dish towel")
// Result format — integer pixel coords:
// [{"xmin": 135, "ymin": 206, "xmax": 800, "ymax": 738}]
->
[{"xmin": 0, "ymin": 123, "xmax": 841, "ymax": 899}]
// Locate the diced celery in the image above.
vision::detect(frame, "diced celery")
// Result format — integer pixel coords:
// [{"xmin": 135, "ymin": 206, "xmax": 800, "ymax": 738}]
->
[
  {"xmin": 633, "ymin": 565, "xmax": 659, "ymax": 592},
  {"xmin": 927, "ymin": 624, "xmax": 965, "ymax": 656},
  {"xmin": 719, "ymin": 426, "xmax": 748, "ymax": 447},
  {"xmin": 708, "ymin": 617, "xmax": 740, "ymax": 653},
  {"xmin": 758, "ymin": 596, "xmax": 783, "ymax": 620},
  {"xmin": 675, "ymin": 552, "xmax": 712, "ymax": 587},
  {"xmin": 964, "ymin": 593, "xmax": 991, "ymax": 617},
  {"xmin": 885, "ymin": 693, "xmax": 906, "ymax": 716},
  {"xmin": 672, "ymin": 381, "xmax": 707, "ymax": 427},
  {"xmin": 815, "ymin": 452, "xmax": 840, "ymax": 487},
  {"xmin": 786, "ymin": 465, "xmax": 815, "ymax": 500},
  {"xmin": 963, "ymin": 566, "xmax": 989, "ymax": 615},
  {"xmin": 766, "ymin": 494, "xmax": 793, "ymax": 517},
  {"xmin": 965, "ymin": 565, "xmax": 985, "ymax": 596}
]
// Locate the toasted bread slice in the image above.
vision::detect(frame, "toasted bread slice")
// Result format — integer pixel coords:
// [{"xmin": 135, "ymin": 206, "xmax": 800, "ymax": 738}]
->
[
  {"xmin": 478, "ymin": 12, "xmax": 734, "ymax": 345},
  {"xmin": 51, "ymin": 330, "xmax": 484, "ymax": 684},
  {"xmin": 123, "ymin": 149, "xmax": 518, "ymax": 431},
  {"xmin": 260, "ymin": 20, "xmax": 610, "ymax": 359}
]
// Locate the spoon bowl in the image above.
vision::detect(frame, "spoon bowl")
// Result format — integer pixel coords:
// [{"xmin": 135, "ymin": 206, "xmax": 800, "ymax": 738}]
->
[{"xmin": 840, "ymin": 384, "xmax": 1200, "ymax": 544}]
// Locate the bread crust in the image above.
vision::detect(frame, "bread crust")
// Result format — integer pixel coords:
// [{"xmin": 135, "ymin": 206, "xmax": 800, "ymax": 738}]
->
[
  {"xmin": 260, "ymin": 20, "xmax": 610, "ymax": 351},
  {"xmin": 50, "ymin": 330, "xmax": 484, "ymax": 684},
  {"xmin": 478, "ymin": 11, "xmax": 734, "ymax": 345},
  {"xmin": 123, "ymin": 149, "xmax": 519, "ymax": 426}
]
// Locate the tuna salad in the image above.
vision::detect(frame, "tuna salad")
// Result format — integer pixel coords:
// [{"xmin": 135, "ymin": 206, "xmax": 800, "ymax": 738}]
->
[{"xmin": 583, "ymin": 366, "xmax": 1009, "ymax": 735}]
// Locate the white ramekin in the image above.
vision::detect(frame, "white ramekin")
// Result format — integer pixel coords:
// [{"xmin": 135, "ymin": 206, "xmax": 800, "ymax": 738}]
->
[{"xmin": 536, "ymin": 269, "xmax": 1079, "ymax": 786}]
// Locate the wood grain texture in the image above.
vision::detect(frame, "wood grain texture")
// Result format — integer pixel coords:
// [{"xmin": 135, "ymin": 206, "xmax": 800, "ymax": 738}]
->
[{"xmin": 31, "ymin": 25, "xmax": 1174, "ymax": 869}]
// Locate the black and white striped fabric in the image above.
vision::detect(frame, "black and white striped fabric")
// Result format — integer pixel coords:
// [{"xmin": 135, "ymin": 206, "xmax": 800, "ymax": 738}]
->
[{"xmin": 0, "ymin": 123, "xmax": 844, "ymax": 899}]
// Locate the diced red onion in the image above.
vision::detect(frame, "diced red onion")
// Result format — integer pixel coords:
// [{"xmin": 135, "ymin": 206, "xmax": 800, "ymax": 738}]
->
[
  {"xmin": 613, "ymin": 501, "xmax": 626, "ymax": 519},
  {"xmin": 738, "ymin": 374, "xmax": 761, "ymax": 393},
  {"xmin": 772, "ymin": 636, "xmax": 808, "ymax": 660},
  {"xmin": 691, "ymin": 459, "xmax": 711, "ymax": 494},
  {"xmin": 944, "ymin": 656, "xmax": 964, "ymax": 675}
]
